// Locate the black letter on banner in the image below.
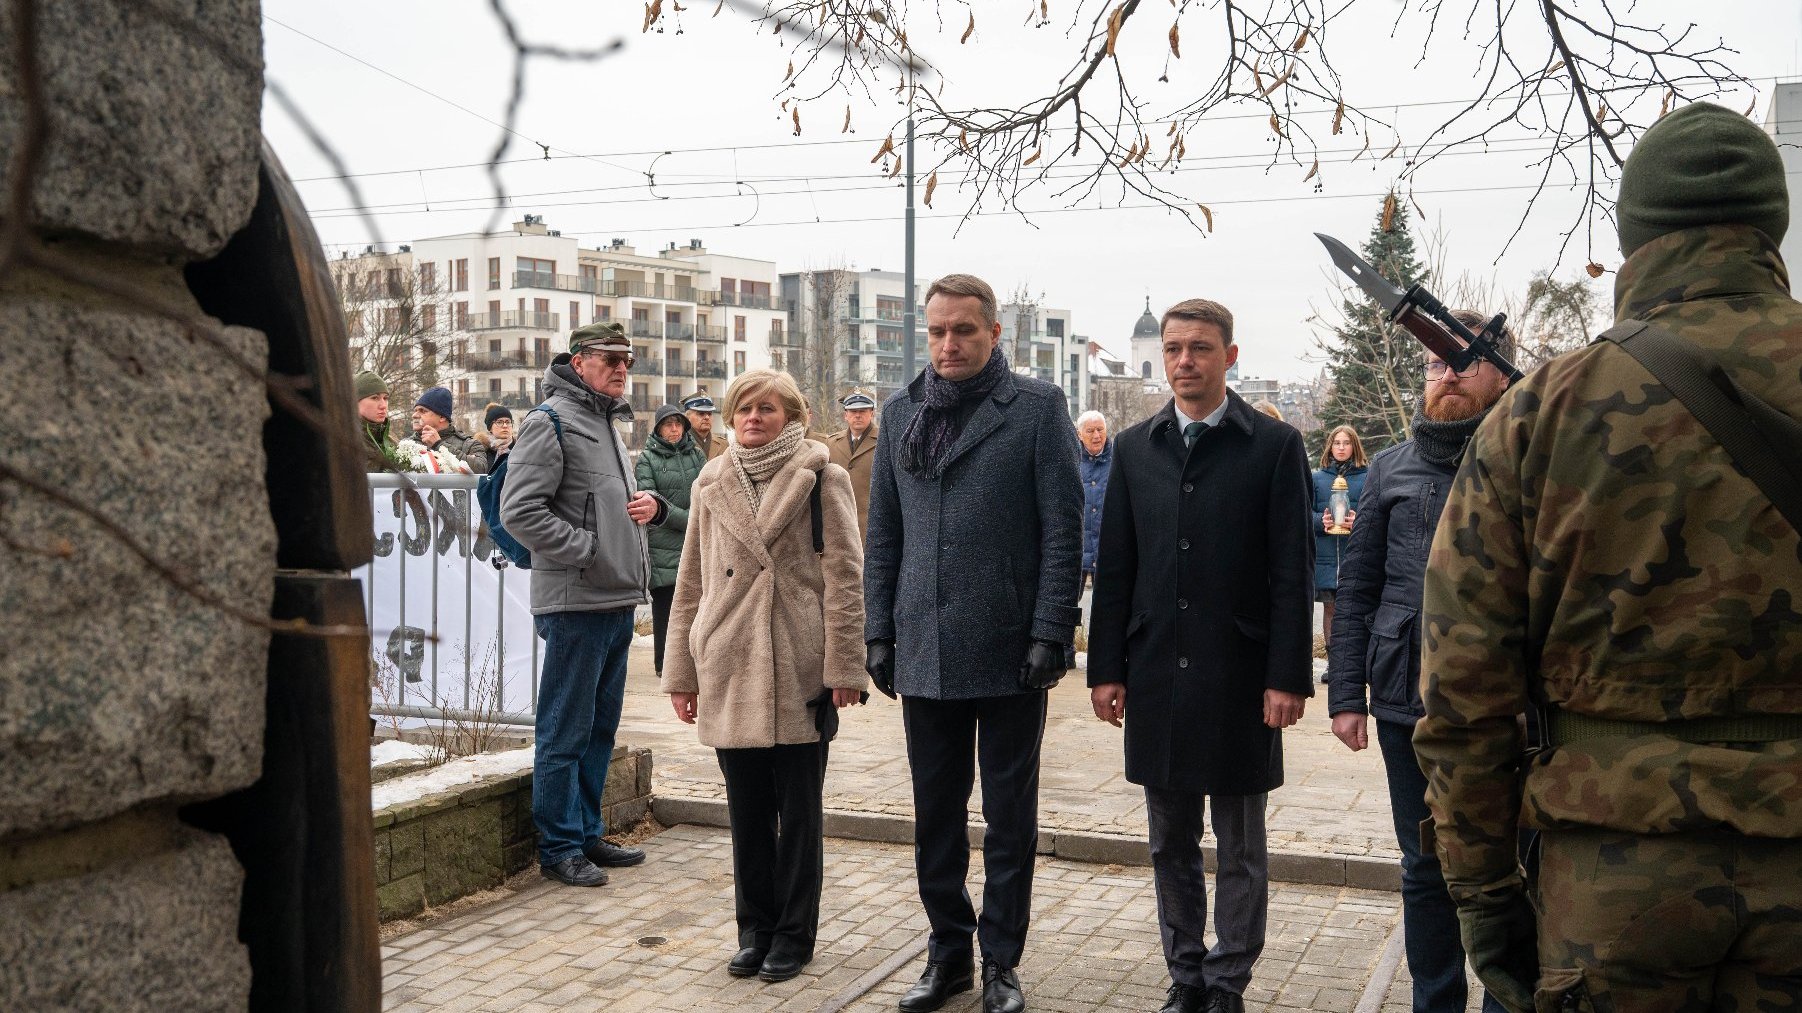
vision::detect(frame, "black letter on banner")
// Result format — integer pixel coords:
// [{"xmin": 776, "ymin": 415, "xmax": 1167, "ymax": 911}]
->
[
  {"xmin": 430, "ymin": 489, "xmax": 473, "ymax": 557},
  {"xmin": 392, "ymin": 488, "xmax": 430, "ymax": 556},
  {"xmin": 387, "ymin": 626, "xmax": 426, "ymax": 683}
]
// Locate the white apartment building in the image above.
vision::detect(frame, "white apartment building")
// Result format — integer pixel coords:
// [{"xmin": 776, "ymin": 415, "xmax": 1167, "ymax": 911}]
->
[
  {"xmin": 997, "ymin": 300, "xmax": 1086, "ymax": 419},
  {"xmin": 1764, "ymin": 82, "xmax": 1802, "ymax": 275},
  {"xmin": 780, "ymin": 268, "xmax": 925, "ymax": 408},
  {"xmin": 342, "ymin": 218, "xmax": 782, "ymax": 446}
]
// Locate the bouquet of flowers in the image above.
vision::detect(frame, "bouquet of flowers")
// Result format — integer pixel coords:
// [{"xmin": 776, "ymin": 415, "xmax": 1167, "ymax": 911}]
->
[{"xmin": 394, "ymin": 439, "xmax": 473, "ymax": 475}]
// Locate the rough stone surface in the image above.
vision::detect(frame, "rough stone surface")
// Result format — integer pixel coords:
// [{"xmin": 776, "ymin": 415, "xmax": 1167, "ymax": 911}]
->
[
  {"xmin": 0, "ymin": 0, "xmax": 263, "ymax": 259},
  {"xmin": 423, "ymin": 803, "xmax": 503, "ymax": 907},
  {"xmin": 0, "ymin": 826, "xmax": 250, "ymax": 1011},
  {"xmin": 0, "ymin": 283, "xmax": 275, "ymax": 838}
]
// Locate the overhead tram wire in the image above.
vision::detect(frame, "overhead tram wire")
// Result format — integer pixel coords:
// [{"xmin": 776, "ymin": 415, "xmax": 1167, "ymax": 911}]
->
[{"xmin": 310, "ymin": 180, "xmax": 1579, "ymax": 248}]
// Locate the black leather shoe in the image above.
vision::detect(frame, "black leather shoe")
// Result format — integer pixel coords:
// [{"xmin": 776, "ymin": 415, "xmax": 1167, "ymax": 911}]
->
[
  {"xmin": 727, "ymin": 947, "xmax": 767, "ymax": 978},
  {"xmin": 1203, "ymin": 988, "xmax": 1246, "ymax": 1013},
  {"xmin": 1159, "ymin": 983, "xmax": 1208, "ymax": 1013},
  {"xmin": 539, "ymin": 854, "xmax": 608, "ymax": 887},
  {"xmin": 583, "ymin": 838, "xmax": 646, "ymax": 867},
  {"xmin": 898, "ymin": 958, "xmax": 974, "ymax": 1012},
  {"xmin": 758, "ymin": 952, "xmax": 809, "ymax": 983},
  {"xmin": 982, "ymin": 959, "xmax": 1026, "ymax": 1013}
]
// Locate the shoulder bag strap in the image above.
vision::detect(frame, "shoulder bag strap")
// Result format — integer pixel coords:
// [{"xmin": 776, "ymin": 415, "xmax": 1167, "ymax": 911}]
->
[
  {"xmin": 809, "ymin": 471, "xmax": 825, "ymax": 555},
  {"xmin": 1599, "ymin": 320, "xmax": 1802, "ymax": 535}
]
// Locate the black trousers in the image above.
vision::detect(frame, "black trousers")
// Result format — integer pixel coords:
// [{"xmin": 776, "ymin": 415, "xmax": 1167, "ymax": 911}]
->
[
  {"xmin": 716, "ymin": 740, "xmax": 829, "ymax": 960},
  {"xmin": 649, "ymin": 584, "xmax": 675, "ymax": 674},
  {"xmin": 901, "ymin": 692, "xmax": 1048, "ymax": 968}
]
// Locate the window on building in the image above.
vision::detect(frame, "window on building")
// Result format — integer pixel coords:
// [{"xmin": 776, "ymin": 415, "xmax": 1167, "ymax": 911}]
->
[
  {"xmin": 489, "ymin": 378, "xmax": 502, "ymax": 393},
  {"xmin": 488, "ymin": 300, "xmax": 501, "ymax": 320},
  {"xmin": 667, "ymin": 383, "xmax": 682, "ymax": 404},
  {"xmin": 420, "ymin": 305, "xmax": 436, "ymax": 331},
  {"xmin": 580, "ymin": 264, "xmax": 599, "ymax": 291},
  {"xmin": 770, "ymin": 319, "xmax": 784, "ymax": 341},
  {"xmin": 598, "ymin": 305, "xmax": 611, "ymax": 320},
  {"xmin": 1142, "ymin": 361, "xmax": 1152, "ymax": 379},
  {"xmin": 457, "ymin": 379, "xmax": 469, "ymax": 398},
  {"xmin": 385, "ymin": 268, "xmax": 402, "ymax": 297},
  {"xmin": 381, "ymin": 306, "xmax": 402, "ymax": 333},
  {"xmin": 771, "ymin": 351, "xmax": 784, "ymax": 369},
  {"xmin": 734, "ymin": 350, "xmax": 746, "ymax": 372},
  {"xmin": 534, "ymin": 298, "xmax": 550, "ymax": 327},
  {"xmin": 570, "ymin": 301, "xmax": 580, "ymax": 327},
  {"xmin": 517, "ymin": 257, "xmax": 555, "ymax": 288},
  {"xmin": 347, "ymin": 312, "xmax": 365, "ymax": 338},
  {"xmin": 1048, "ymin": 318, "xmax": 1065, "ymax": 338},
  {"xmin": 455, "ymin": 301, "xmax": 468, "ymax": 329},
  {"xmin": 453, "ymin": 259, "xmax": 468, "ymax": 291},
  {"xmin": 418, "ymin": 262, "xmax": 436, "ymax": 291},
  {"xmin": 734, "ymin": 315, "xmax": 746, "ymax": 341},
  {"xmin": 453, "ymin": 340, "xmax": 466, "ymax": 369},
  {"xmin": 488, "ymin": 257, "xmax": 501, "ymax": 290}
]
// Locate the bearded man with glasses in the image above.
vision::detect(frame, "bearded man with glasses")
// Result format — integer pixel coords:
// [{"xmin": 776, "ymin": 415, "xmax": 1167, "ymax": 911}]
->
[
  {"xmin": 501, "ymin": 320, "xmax": 668, "ymax": 887},
  {"xmin": 1324, "ymin": 311, "xmax": 1515, "ymax": 1013}
]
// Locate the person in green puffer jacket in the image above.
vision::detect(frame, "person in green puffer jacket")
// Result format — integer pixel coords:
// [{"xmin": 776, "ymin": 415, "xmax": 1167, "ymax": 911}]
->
[{"xmin": 635, "ymin": 404, "xmax": 707, "ymax": 675}]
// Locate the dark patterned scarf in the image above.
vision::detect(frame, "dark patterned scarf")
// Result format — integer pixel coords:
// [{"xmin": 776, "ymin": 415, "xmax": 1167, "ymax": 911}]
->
[
  {"xmin": 900, "ymin": 349, "xmax": 1012, "ymax": 476},
  {"xmin": 1410, "ymin": 410, "xmax": 1489, "ymax": 467}
]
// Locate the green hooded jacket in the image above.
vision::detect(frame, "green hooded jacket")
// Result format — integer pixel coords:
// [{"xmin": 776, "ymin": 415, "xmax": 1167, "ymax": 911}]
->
[{"xmin": 635, "ymin": 406, "xmax": 707, "ymax": 588}]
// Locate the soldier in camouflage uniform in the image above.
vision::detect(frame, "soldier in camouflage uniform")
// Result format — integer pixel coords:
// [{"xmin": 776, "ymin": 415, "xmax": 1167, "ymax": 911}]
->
[{"xmin": 1414, "ymin": 101, "xmax": 1802, "ymax": 1013}]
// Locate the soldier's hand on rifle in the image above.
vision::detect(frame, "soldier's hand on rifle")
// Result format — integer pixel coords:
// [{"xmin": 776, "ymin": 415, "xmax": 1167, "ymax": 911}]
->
[
  {"xmin": 1457, "ymin": 886, "xmax": 1538, "ymax": 1013},
  {"xmin": 865, "ymin": 640, "xmax": 896, "ymax": 699}
]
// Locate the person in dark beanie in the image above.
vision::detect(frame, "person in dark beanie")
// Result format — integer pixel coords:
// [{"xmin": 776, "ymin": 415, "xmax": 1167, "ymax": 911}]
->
[
  {"xmin": 410, "ymin": 385, "xmax": 488, "ymax": 474},
  {"xmin": 634, "ymin": 404, "xmax": 706, "ymax": 676},
  {"xmin": 864, "ymin": 273, "xmax": 1083, "ymax": 1013},
  {"xmin": 1416, "ymin": 101, "xmax": 1802, "ymax": 1012},
  {"xmin": 355, "ymin": 369, "xmax": 394, "ymax": 459},
  {"xmin": 474, "ymin": 403, "xmax": 515, "ymax": 473}
]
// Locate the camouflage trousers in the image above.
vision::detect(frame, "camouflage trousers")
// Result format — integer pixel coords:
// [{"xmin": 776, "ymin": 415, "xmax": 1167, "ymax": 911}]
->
[{"xmin": 1533, "ymin": 828, "xmax": 1802, "ymax": 1012}]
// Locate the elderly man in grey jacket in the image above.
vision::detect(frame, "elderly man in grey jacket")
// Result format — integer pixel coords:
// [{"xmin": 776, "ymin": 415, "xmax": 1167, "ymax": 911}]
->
[
  {"xmin": 864, "ymin": 274, "xmax": 1084, "ymax": 1013},
  {"xmin": 500, "ymin": 321, "xmax": 666, "ymax": 888}
]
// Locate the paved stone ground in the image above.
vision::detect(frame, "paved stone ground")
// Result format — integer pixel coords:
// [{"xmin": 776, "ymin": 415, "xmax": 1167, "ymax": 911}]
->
[
  {"xmin": 383, "ymin": 824, "xmax": 1404, "ymax": 1013},
  {"xmin": 615, "ymin": 642, "xmax": 1402, "ymax": 863}
]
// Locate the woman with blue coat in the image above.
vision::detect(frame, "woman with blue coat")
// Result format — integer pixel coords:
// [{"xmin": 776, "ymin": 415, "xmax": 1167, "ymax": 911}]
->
[{"xmin": 1311, "ymin": 424, "xmax": 1368, "ymax": 648}]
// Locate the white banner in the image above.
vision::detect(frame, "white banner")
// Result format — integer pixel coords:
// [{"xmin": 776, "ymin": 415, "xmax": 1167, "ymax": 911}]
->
[{"xmin": 356, "ymin": 475, "xmax": 541, "ymax": 724}]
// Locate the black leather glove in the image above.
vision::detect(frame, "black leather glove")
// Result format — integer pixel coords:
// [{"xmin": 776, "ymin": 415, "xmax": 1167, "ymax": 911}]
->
[
  {"xmin": 1019, "ymin": 640, "xmax": 1068, "ymax": 691},
  {"xmin": 866, "ymin": 640, "xmax": 896, "ymax": 699},
  {"xmin": 1455, "ymin": 886, "xmax": 1538, "ymax": 1013}
]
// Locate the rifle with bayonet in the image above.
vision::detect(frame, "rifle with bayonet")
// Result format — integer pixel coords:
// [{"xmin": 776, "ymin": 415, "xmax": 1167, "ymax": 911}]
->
[{"xmin": 1315, "ymin": 233, "xmax": 1525, "ymax": 385}]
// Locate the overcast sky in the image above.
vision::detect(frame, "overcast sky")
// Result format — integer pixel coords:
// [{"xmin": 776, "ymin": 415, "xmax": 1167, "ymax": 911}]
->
[{"xmin": 263, "ymin": 1, "xmax": 1800, "ymax": 383}]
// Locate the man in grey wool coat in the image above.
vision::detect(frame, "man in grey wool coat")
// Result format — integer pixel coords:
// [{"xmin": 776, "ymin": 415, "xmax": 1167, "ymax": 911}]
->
[{"xmin": 863, "ymin": 273, "xmax": 1084, "ymax": 1013}]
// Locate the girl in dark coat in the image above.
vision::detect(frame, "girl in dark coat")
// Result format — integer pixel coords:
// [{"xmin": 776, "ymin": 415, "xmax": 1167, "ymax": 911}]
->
[{"xmin": 1310, "ymin": 424, "xmax": 1368, "ymax": 648}]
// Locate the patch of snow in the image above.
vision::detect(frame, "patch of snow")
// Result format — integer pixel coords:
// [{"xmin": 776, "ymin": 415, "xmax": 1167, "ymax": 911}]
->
[
  {"xmin": 1073, "ymin": 652, "xmax": 1088, "ymax": 670},
  {"xmin": 370, "ymin": 739, "xmax": 438, "ymax": 767},
  {"xmin": 1312, "ymin": 658, "xmax": 1329, "ymax": 677},
  {"xmin": 371, "ymin": 746, "xmax": 536, "ymax": 811}
]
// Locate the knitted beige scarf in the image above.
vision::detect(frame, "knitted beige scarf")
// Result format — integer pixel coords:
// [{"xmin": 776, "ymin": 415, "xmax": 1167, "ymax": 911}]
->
[{"xmin": 728, "ymin": 421, "xmax": 807, "ymax": 514}]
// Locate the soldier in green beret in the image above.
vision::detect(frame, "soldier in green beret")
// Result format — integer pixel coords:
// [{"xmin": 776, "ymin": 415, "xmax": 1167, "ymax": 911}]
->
[
  {"xmin": 1415, "ymin": 102, "xmax": 1802, "ymax": 1012},
  {"xmin": 354, "ymin": 369, "xmax": 394, "ymax": 459}
]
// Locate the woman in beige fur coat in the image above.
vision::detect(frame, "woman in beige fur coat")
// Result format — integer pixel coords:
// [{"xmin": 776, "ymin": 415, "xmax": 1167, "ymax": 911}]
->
[{"xmin": 662, "ymin": 368, "xmax": 868, "ymax": 984}]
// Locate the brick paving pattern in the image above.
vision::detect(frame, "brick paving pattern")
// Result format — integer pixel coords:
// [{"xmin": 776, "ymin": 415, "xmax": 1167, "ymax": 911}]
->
[
  {"xmin": 383, "ymin": 825, "xmax": 1403, "ymax": 1013},
  {"xmin": 616, "ymin": 642, "xmax": 1402, "ymax": 863}
]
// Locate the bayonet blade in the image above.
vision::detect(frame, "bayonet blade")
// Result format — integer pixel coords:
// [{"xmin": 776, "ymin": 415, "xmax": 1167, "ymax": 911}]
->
[{"xmin": 1315, "ymin": 232, "xmax": 1406, "ymax": 316}]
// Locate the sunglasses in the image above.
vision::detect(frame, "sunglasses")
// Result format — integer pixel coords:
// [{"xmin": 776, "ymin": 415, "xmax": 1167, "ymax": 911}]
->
[{"xmin": 580, "ymin": 349, "xmax": 635, "ymax": 368}]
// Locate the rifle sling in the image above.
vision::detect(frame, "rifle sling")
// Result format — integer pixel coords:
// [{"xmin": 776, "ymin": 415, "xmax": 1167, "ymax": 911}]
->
[{"xmin": 1599, "ymin": 320, "xmax": 1802, "ymax": 537}]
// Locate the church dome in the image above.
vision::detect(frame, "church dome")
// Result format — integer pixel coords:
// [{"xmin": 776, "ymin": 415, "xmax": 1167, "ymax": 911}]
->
[{"xmin": 1131, "ymin": 296, "xmax": 1159, "ymax": 338}]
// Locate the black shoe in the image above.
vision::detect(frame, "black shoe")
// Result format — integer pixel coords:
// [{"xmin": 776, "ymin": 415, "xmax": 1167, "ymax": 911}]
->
[
  {"xmin": 1159, "ymin": 983, "xmax": 1208, "ymax": 1013},
  {"xmin": 982, "ymin": 959, "xmax": 1026, "ymax": 1013},
  {"xmin": 1203, "ymin": 988, "xmax": 1245, "ymax": 1013},
  {"xmin": 758, "ymin": 952, "xmax": 809, "ymax": 983},
  {"xmin": 898, "ymin": 958, "xmax": 974, "ymax": 1012},
  {"xmin": 727, "ymin": 947, "xmax": 767, "ymax": 978},
  {"xmin": 540, "ymin": 854, "xmax": 608, "ymax": 887},
  {"xmin": 583, "ymin": 838, "xmax": 646, "ymax": 867}
]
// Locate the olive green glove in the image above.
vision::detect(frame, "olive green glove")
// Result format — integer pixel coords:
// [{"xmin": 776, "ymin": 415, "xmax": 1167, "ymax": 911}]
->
[{"xmin": 1455, "ymin": 887, "xmax": 1538, "ymax": 1013}]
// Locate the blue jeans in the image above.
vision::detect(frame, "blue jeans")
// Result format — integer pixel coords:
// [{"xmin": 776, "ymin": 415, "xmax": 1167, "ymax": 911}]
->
[
  {"xmin": 1375, "ymin": 719, "xmax": 1505, "ymax": 1013},
  {"xmin": 532, "ymin": 609, "xmax": 634, "ymax": 866}
]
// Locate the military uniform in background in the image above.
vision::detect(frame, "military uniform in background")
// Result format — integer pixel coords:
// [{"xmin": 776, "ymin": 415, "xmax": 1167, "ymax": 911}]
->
[{"xmin": 1414, "ymin": 102, "xmax": 1802, "ymax": 1013}]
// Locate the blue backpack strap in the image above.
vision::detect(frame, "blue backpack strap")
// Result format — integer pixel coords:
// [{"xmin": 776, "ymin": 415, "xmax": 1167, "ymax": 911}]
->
[{"xmin": 524, "ymin": 402, "xmax": 564, "ymax": 446}]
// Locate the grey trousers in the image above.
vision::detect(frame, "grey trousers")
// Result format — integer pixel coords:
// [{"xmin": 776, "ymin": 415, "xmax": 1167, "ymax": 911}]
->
[{"xmin": 1144, "ymin": 787, "xmax": 1269, "ymax": 994}]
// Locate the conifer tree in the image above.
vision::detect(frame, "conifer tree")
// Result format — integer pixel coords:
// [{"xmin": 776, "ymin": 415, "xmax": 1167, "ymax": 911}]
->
[{"xmin": 1316, "ymin": 195, "xmax": 1427, "ymax": 455}]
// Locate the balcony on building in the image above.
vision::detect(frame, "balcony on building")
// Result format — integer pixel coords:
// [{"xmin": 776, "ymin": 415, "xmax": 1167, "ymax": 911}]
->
[
  {"xmin": 712, "ymin": 289, "xmax": 774, "ymax": 310},
  {"xmin": 604, "ymin": 279, "xmax": 702, "ymax": 302},
  {"xmin": 629, "ymin": 392, "xmax": 658, "ymax": 412},
  {"xmin": 457, "ymin": 390, "xmax": 538, "ymax": 413},
  {"xmin": 512, "ymin": 269, "xmax": 604, "ymax": 294},
  {"xmin": 628, "ymin": 356, "xmax": 664, "ymax": 377},
  {"xmin": 695, "ymin": 324, "xmax": 726, "ymax": 344},
  {"xmin": 694, "ymin": 360, "xmax": 726, "ymax": 380},
  {"xmin": 665, "ymin": 322, "xmax": 696, "ymax": 340},
  {"xmin": 466, "ymin": 310, "xmax": 561, "ymax": 331},
  {"xmin": 628, "ymin": 319, "xmax": 665, "ymax": 339},
  {"xmin": 463, "ymin": 349, "xmax": 550, "ymax": 372}
]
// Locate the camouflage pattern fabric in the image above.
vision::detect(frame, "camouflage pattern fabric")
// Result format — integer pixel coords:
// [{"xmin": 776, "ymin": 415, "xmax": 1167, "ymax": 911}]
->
[
  {"xmin": 1533, "ymin": 828, "xmax": 1802, "ymax": 1011},
  {"xmin": 1413, "ymin": 223, "xmax": 1802, "ymax": 957}
]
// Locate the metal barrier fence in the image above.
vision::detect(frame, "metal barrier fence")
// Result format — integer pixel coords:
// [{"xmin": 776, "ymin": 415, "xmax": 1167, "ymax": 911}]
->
[{"xmin": 361, "ymin": 473, "xmax": 540, "ymax": 727}]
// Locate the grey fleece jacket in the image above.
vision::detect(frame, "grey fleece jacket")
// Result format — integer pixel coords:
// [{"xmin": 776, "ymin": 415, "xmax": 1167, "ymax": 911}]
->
[{"xmin": 498, "ymin": 357, "xmax": 651, "ymax": 614}]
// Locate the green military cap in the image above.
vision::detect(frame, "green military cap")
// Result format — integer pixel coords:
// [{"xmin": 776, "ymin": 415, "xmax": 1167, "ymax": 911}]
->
[
  {"xmin": 354, "ymin": 370, "xmax": 388, "ymax": 400},
  {"xmin": 569, "ymin": 320, "xmax": 630, "ymax": 354},
  {"xmin": 1618, "ymin": 102, "xmax": 1790, "ymax": 258}
]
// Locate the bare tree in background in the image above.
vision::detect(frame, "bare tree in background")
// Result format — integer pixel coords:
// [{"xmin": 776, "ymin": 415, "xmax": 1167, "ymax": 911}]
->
[
  {"xmin": 331, "ymin": 255, "xmax": 449, "ymax": 411},
  {"xmin": 1515, "ymin": 268, "xmax": 1604, "ymax": 369},
  {"xmin": 654, "ymin": 0, "xmax": 1747, "ymax": 263},
  {"xmin": 786, "ymin": 264, "xmax": 864, "ymax": 426}
]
